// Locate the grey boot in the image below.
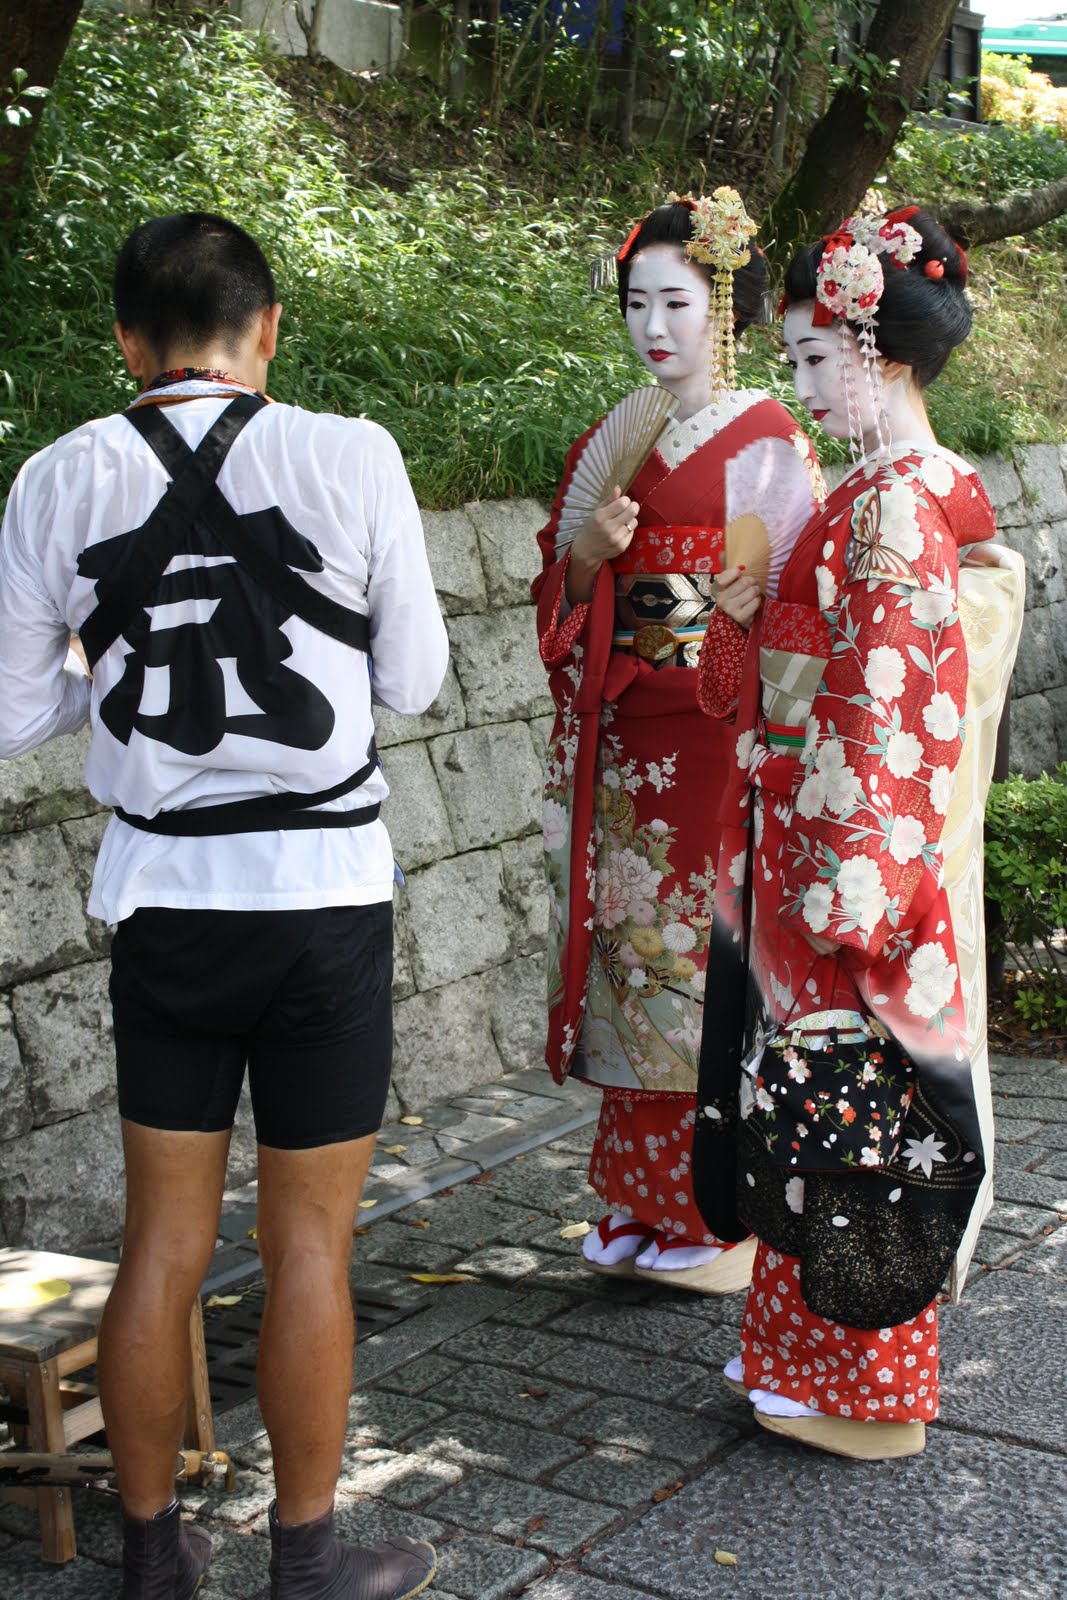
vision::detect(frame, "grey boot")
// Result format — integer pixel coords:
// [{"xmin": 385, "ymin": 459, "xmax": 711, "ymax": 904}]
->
[
  {"xmin": 265, "ymin": 1501, "xmax": 436, "ymax": 1600},
  {"xmin": 119, "ymin": 1499, "xmax": 212, "ymax": 1600}
]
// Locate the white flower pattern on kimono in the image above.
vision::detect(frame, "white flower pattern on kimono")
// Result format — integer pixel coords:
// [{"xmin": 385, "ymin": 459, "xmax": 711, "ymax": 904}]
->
[
  {"xmin": 543, "ymin": 797, "xmax": 568, "ymax": 853},
  {"xmin": 884, "ymin": 729, "xmax": 924, "ymax": 780},
  {"xmin": 876, "ymin": 478, "xmax": 925, "ymax": 563},
  {"xmin": 864, "ymin": 645, "xmax": 906, "ymax": 703},
  {"xmin": 887, "ymin": 814, "xmax": 926, "ymax": 865},
  {"xmin": 836, "ymin": 856, "xmax": 890, "ymax": 933},
  {"xmin": 802, "ymin": 881, "xmax": 834, "ymax": 933},
  {"xmin": 662, "ymin": 921, "xmax": 698, "ymax": 954},
  {"xmin": 928, "ymin": 765, "xmax": 952, "ymax": 814},
  {"xmin": 815, "ymin": 565, "xmax": 838, "ymax": 613},
  {"xmin": 785, "ymin": 1177, "xmax": 805, "ymax": 1214},
  {"xmin": 909, "ymin": 582, "xmax": 955, "ymax": 627},
  {"xmin": 904, "ymin": 941, "xmax": 958, "ymax": 1019},
  {"xmin": 922, "ymin": 691, "xmax": 961, "ymax": 743}
]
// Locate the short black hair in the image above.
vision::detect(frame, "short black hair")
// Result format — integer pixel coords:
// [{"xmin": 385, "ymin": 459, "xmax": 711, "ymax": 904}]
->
[
  {"xmin": 112, "ymin": 212, "xmax": 276, "ymax": 356},
  {"xmin": 616, "ymin": 200, "xmax": 768, "ymax": 339},
  {"xmin": 783, "ymin": 208, "xmax": 971, "ymax": 386}
]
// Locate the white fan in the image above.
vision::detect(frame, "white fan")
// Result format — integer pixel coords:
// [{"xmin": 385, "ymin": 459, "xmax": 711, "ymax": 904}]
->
[
  {"xmin": 723, "ymin": 436, "xmax": 820, "ymax": 597},
  {"xmin": 554, "ymin": 386, "xmax": 678, "ymax": 556}
]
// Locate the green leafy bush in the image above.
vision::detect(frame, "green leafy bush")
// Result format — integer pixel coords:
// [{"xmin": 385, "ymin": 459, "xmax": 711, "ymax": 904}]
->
[{"xmin": 985, "ymin": 766, "xmax": 1067, "ymax": 1032}]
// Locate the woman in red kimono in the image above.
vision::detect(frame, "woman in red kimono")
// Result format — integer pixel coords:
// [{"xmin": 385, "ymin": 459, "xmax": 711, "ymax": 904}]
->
[
  {"xmin": 532, "ymin": 195, "xmax": 825, "ymax": 1293},
  {"xmin": 693, "ymin": 209, "xmax": 1023, "ymax": 1454}
]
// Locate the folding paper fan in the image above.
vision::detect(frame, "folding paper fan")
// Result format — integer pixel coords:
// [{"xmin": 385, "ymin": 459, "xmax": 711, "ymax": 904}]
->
[
  {"xmin": 723, "ymin": 436, "xmax": 821, "ymax": 598},
  {"xmin": 554, "ymin": 386, "xmax": 678, "ymax": 555}
]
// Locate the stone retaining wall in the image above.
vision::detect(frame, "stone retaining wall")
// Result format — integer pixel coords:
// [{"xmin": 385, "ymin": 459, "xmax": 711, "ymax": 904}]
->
[{"xmin": 1, "ymin": 448, "xmax": 1065, "ymax": 1251}]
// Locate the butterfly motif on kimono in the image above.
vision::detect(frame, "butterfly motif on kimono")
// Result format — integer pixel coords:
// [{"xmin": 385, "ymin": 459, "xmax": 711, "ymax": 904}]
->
[{"xmin": 844, "ymin": 487, "xmax": 922, "ymax": 587}]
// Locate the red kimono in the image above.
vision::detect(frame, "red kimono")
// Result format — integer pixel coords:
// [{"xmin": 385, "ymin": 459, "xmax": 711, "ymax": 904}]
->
[
  {"xmin": 693, "ymin": 444, "xmax": 1021, "ymax": 1422},
  {"xmin": 532, "ymin": 392, "xmax": 824, "ymax": 1241}
]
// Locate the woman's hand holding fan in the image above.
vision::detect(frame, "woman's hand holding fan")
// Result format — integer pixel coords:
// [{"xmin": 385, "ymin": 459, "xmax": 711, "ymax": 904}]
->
[
  {"xmin": 722, "ymin": 436, "xmax": 821, "ymax": 600},
  {"xmin": 713, "ymin": 564, "xmax": 762, "ymax": 630},
  {"xmin": 565, "ymin": 486, "xmax": 641, "ymax": 604}
]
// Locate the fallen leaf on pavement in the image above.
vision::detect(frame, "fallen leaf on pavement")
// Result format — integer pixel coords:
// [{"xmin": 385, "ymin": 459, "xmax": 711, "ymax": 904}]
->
[
  {"xmin": 652, "ymin": 1483, "xmax": 684, "ymax": 1503},
  {"xmin": 204, "ymin": 1293, "xmax": 244, "ymax": 1309},
  {"xmin": 408, "ymin": 1273, "xmax": 473, "ymax": 1285},
  {"xmin": 357, "ymin": 1199, "xmax": 378, "ymax": 1210},
  {"xmin": 380, "ymin": 1144, "xmax": 407, "ymax": 1156},
  {"xmin": 714, "ymin": 1550, "xmax": 738, "ymax": 1566},
  {"xmin": 410, "ymin": 1218, "xmax": 430, "ymax": 1229},
  {"xmin": 520, "ymin": 1386, "xmax": 549, "ymax": 1399},
  {"xmin": 246, "ymin": 1227, "xmax": 258, "ymax": 1240},
  {"xmin": 559, "ymin": 1221, "xmax": 592, "ymax": 1239},
  {"xmin": 399, "ymin": 1115, "xmax": 424, "ymax": 1126}
]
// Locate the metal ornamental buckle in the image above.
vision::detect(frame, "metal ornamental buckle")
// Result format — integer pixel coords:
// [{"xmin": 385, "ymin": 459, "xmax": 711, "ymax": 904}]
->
[{"xmin": 632, "ymin": 624, "xmax": 678, "ymax": 663}]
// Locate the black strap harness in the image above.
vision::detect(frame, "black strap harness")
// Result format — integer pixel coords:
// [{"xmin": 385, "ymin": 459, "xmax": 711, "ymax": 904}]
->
[{"xmin": 81, "ymin": 395, "xmax": 381, "ymax": 837}]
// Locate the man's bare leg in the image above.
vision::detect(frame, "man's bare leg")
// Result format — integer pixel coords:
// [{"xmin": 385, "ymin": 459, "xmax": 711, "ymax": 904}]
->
[
  {"xmin": 255, "ymin": 1132, "xmax": 377, "ymax": 1527},
  {"xmin": 98, "ymin": 1121, "xmax": 231, "ymax": 1517}
]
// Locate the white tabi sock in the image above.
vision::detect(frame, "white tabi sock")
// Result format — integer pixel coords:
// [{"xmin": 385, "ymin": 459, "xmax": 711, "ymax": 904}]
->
[
  {"xmin": 634, "ymin": 1238, "xmax": 723, "ymax": 1272},
  {"xmin": 724, "ymin": 1355, "xmax": 744, "ymax": 1385},
  {"xmin": 750, "ymin": 1388, "xmax": 821, "ymax": 1418},
  {"xmin": 582, "ymin": 1213, "xmax": 653, "ymax": 1267}
]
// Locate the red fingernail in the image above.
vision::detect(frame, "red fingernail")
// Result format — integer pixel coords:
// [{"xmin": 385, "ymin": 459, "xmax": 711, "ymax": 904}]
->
[{"xmin": 737, "ymin": 564, "xmax": 746, "ymax": 572}]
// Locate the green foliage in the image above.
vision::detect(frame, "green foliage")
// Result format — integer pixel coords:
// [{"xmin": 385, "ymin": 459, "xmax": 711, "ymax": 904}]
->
[
  {"xmin": 982, "ymin": 50, "xmax": 1033, "ymax": 92},
  {"xmin": 0, "ymin": 11, "xmax": 1060, "ymax": 513},
  {"xmin": 985, "ymin": 767, "xmax": 1067, "ymax": 1033}
]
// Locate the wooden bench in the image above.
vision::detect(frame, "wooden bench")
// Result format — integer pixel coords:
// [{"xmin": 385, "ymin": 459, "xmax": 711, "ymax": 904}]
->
[{"xmin": 0, "ymin": 1248, "xmax": 214, "ymax": 1563}]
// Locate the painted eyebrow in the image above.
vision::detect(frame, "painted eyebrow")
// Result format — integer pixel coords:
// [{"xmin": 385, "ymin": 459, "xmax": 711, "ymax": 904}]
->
[{"xmin": 628, "ymin": 286, "xmax": 693, "ymax": 295}]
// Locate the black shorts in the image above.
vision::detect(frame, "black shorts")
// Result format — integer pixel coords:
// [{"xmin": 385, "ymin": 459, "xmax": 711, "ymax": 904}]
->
[{"xmin": 109, "ymin": 903, "xmax": 393, "ymax": 1150}]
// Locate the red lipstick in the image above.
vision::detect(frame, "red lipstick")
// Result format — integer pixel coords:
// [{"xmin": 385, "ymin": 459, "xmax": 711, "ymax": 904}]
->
[{"xmin": 648, "ymin": 350, "xmax": 671, "ymax": 363}]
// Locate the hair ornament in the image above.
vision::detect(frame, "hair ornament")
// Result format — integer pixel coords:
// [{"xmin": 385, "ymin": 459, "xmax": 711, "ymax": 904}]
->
[
  {"xmin": 669, "ymin": 186, "xmax": 759, "ymax": 394},
  {"xmin": 924, "ymin": 259, "xmax": 945, "ymax": 280}
]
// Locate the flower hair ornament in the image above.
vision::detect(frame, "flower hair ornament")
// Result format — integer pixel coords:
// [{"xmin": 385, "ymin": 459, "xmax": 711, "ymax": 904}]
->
[
  {"xmin": 808, "ymin": 206, "xmax": 924, "ymax": 460},
  {"xmin": 590, "ymin": 188, "xmax": 761, "ymax": 396}
]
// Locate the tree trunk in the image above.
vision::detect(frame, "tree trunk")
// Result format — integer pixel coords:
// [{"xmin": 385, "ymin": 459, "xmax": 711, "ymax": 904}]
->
[
  {"xmin": 619, "ymin": 0, "xmax": 640, "ymax": 154},
  {"xmin": 0, "ymin": 0, "xmax": 82, "ymax": 215},
  {"xmin": 937, "ymin": 176, "xmax": 1067, "ymax": 247},
  {"xmin": 764, "ymin": 0, "xmax": 960, "ymax": 260},
  {"xmin": 448, "ymin": 0, "xmax": 470, "ymax": 104}
]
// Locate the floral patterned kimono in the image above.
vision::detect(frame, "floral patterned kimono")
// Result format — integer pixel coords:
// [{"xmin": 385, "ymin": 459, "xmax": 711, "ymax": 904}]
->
[
  {"xmin": 532, "ymin": 390, "xmax": 823, "ymax": 1242},
  {"xmin": 692, "ymin": 444, "xmax": 1023, "ymax": 1420}
]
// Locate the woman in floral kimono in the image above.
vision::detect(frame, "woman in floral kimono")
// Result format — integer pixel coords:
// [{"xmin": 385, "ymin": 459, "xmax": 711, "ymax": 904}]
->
[
  {"xmin": 692, "ymin": 208, "xmax": 1024, "ymax": 1454},
  {"xmin": 533, "ymin": 195, "xmax": 824, "ymax": 1293}
]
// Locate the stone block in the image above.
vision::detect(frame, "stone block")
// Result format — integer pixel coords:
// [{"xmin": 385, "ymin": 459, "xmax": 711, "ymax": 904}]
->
[
  {"xmin": 391, "ymin": 972, "xmax": 504, "ymax": 1109},
  {"xmin": 373, "ymin": 659, "xmax": 466, "ymax": 750},
  {"xmin": 432, "ymin": 1533, "xmax": 549, "ymax": 1600},
  {"xmin": 501, "ymin": 835, "xmax": 550, "ymax": 956},
  {"xmin": 585, "ymin": 1432, "xmax": 1067, "ymax": 1600},
  {"xmin": 998, "ymin": 523, "xmax": 1065, "ymax": 610},
  {"xmin": 234, "ymin": 0, "xmax": 403, "ymax": 73},
  {"xmin": 430, "ymin": 723, "xmax": 542, "ymax": 853},
  {"xmin": 422, "ymin": 1358, "xmax": 596, "ymax": 1427},
  {"xmin": 60, "ymin": 812, "xmax": 112, "ymax": 954},
  {"xmin": 1049, "ymin": 684, "xmax": 1067, "ymax": 764},
  {"xmin": 975, "ymin": 453, "xmax": 1027, "ymax": 526},
  {"xmin": 379, "ymin": 742, "xmax": 455, "ymax": 873},
  {"xmin": 405, "ymin": 1411, "xmax": 581, "ymax": 1479},
  {"xmin": 487, "ymin": 954, "xmax": 547, "ymax": 1072},
  {"xmin": 0, "ymin": 1106, "xmax": 124, "ymax": 1250},
  {"xmin": 392, "ymin": 887, "xmax": 416, "ymax": 1001},
  {"xmin": 939, "ymin": 1267, "xmax": 1067, "ymax": 1454},
  {"xmin": 403, "ymin": 850, "xmax": 510, "ymax": 989},
  {"xmin": 448, "ymin": 609, "xmax": 553, "ymax": 728},
  {"xmin": 558, "ymin": 1394, "xmax": 729, "ymax": 1466},
  {"xmin": 1012, "ymin": 608, "xmax": 1064, "ymax": 699},
  {"xmin": 13, "ymin": 960, "xmax": 115, "ymax": 1126},
  {"xmin": 0, "ymin": 997, "xmax": 31, "ymax": 1140},
  {"xmin": 0, "ymin": 726, "xmax": 98, "ymax": 836},
  {"xmin": 1007, "ymin": 693, "xmax": 1059, "ymax": 779},
  {"xmin": 530, "ymin": 711, "xmax": 556, "ymax": 756},
  {"xmin": 420, "ymin": 506, "xmax": 487, "ymax": 615},
  {"xmin": 464, "ymin": 497, "xmax": 547, "ymax": 609},
  {"xmin": 1017, "ymin": 442, "xmax": 1067, "ymax": 523},
  {"xmin": 423, "ymin": 1469, "xmax": 619, "ymax": 1558},
  {"xmin": 0, "ymin": 827, "xmax": 94, "ymax": 986}
]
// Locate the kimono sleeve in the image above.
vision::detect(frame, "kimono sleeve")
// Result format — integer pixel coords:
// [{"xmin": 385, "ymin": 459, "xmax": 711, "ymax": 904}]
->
[
  {"xmin": 781, "ymin": 472, "xmax": 968, "ymax": 961},
  {"xmin": 531, "ymin": 424, "xmax": 597, "ymax": 669}
]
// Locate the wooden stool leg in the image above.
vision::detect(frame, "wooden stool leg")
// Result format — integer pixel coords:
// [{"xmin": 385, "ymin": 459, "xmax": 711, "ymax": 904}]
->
[
  {"xmin": 184, "ymin": 1297, "xmax": 215, "ymax": 1454},
  {"xmin": 25, "ymin": 1357, "xmax": 77, "ymax": 1563}
]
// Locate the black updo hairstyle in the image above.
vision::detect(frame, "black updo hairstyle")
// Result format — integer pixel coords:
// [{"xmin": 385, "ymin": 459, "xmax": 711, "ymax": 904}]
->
[
  {"xmin": 782, "ymin": 207, "xmax": 971, "ymax": 387},
  {"xmin": 616, "ymin": 201, "xmax": 769, "ymax": 340}
]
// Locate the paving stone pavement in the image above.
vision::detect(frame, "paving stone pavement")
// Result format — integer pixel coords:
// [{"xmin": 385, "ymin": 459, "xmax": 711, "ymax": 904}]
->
[{"xmin": 1, "ymin": 1053, "xmax": 1065, "ymax": 1599}]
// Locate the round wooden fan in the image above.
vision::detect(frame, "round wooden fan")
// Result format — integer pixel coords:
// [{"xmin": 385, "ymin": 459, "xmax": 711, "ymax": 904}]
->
[
  {"xmin": 554, "ymin": 386, "xmax": 678, "ymax": 555},
  {"xmin": 723, "ymin": 436, "xmax": 821, "ymax": 597}
]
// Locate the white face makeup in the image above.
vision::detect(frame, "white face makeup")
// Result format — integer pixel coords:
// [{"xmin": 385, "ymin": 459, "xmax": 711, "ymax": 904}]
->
[
  {"xmin": 624, "ymin": 245, "xmax": 714, "ymax": 401},
  {"xmin": 782, "ymin": 303, "xmax": 877, "ymax": 441}
]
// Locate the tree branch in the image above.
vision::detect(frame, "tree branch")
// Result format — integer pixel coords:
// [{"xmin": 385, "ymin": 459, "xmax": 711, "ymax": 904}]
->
[{"xmin": 937, "ymin": 175, "xmax": 1067, "ymax": 248}]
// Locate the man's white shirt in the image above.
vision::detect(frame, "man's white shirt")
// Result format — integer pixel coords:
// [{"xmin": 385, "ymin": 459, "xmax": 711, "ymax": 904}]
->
[{"xmin": 0, "ymin": 391, "xmax": 448, "ymax": 922}]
